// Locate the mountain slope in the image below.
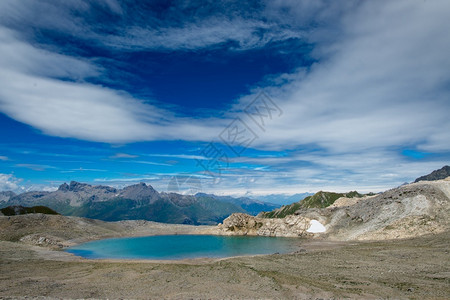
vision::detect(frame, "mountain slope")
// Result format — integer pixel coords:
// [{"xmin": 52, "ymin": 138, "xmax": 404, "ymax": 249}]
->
[
  {"xmin": 195, "ymin": 193, "xmax": 280, "ymax": 216},
  {"xmin": 261, "ymin": 191, "xmax": 365, "ymax": 218},
  {"xmin": 0, "ymin": 191, "xmax": 15, "ymax": 203},
  {"xmin": 0, "ymin": 181, "xmax": 266, "ymax": 225},
  {"xmin": 322, "ymin": 179, "xmax": 450, "ymax": 240},
  {"xmin": 414, "ymin": 165, "xmax": 450, "ymax": 182},
  {"xmin": 217, "ymin": 179, "xmax": 450, "ymax": 240},
  {"xmin": 249, "ymin": 193, "xmax": 313, "ymax": 206}
]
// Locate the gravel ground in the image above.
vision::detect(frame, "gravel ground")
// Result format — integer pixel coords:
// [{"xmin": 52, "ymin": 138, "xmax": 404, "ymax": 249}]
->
[{"xmin": 0, "ymin": 231, "xmax": 449, "ymax": 299}]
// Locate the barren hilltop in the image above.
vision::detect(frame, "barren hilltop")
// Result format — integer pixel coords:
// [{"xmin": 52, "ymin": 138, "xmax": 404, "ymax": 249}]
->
[{"xmin": 216, "ymin": 178, "xmax": 450, "ymax": 241}]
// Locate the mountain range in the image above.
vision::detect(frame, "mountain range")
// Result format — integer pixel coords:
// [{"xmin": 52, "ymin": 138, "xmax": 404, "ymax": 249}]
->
[
  {"xmin": 0, "ymin": 181, "xmax": 280, "ymax": 225},
  {"xmin": 249, "ymin": 193, "xmax": 313, "ymax": 205}
]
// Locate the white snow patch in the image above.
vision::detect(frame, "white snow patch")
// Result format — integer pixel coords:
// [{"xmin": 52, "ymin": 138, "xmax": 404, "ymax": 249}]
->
[{"xmin": 307, "ymin": 220, "xmax": 326, "ymax": 233}]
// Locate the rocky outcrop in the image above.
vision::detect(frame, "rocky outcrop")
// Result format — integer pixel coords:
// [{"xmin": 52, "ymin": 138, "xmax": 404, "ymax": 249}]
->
[
  {"xmin": 216, "ymin": 213, "xmax": 315, "ymax": 237},
  {"xmin": 19, "ymin": 234, "xmax": 65, "ymax": 249},
  {"xmin": 328, "ymin": 195, "xmax": 377, "ymax": 208},
  {"xmin": 324, "ymin": 179, "xmax": 450, "ymax": 240},
  {"xmin": 217, "ymin": 179, "xmax": 450, "ymax": 241}
]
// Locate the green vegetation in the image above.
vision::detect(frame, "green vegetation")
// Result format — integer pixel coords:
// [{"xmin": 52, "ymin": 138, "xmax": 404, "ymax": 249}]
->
[
  {"xmin": 0, "ymin": 205, "xmax": 59, "ymax": 216},
  {"xmin": 261, "ymin": 191, "xmax": 365, "ymax": 218},
  {"xmin": 263, "ymin": 202, "xmax": 302, "ymax": 218}
]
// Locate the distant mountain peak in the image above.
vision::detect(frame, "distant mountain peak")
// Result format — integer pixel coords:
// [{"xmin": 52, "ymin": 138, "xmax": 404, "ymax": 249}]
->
[
  {"xmin": 122, "ymin": 182, "xmax": 156, "ymax": 192},
  {"xmin": 119, "ymin": 182, "xmax": 157, "ymax": 200},
  {"xmin": 58, "ymin": 183, "xmax": 69, "ymax": 191},
  {"xmin": 69, "ymin": 181, "xmax": 89, "ymax": 191},
  {"xmin": 57, "ymin": 181, "xmax": 91, "ymax": 192}
]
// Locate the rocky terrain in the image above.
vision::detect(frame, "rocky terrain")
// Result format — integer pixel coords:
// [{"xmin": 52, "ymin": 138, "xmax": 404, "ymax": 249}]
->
[
  {"xmin": 0, "ymin": 181, "xmax": 279, "ymax": 225},
  {"xmin": 218, "ymin": 178, "xmax": 450, "ymax": 241},
  {"xmin": 0, "ymin": 177, "xmax": 449, "ymax": 298},
  {"xmin": 0, "ymin": 218, "xmax": 449, "ymax": 299}
]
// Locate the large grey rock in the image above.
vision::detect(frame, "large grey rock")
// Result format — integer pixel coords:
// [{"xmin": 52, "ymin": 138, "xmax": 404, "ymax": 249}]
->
[{"xmin": 218, "ymin": 213, "xmax": 312, "ymax": 237}]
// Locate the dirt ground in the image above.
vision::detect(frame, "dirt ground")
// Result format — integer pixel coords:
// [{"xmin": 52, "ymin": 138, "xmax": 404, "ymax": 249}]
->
[{"xmin": 0, "ymin": 231, "xmax": 449, "ymax": 299}]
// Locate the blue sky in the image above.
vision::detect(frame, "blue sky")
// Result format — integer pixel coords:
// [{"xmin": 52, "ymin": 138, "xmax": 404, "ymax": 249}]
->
[{"xmin": 0, "ymin": 0, "xmax": 449, "ymax": 195}]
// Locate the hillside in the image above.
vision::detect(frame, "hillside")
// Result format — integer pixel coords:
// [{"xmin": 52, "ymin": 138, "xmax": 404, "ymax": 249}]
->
[
  {"xmin": 0, "ymin": 213, "xmax": 208, "ymax": 247},
  {"xmin": 0, "ymin": 205, "xmax": 59, "ymax": 216},
  {"xmin": 260, "ymin": 191, "xmax": 365, "ymax": 218},
  {"xmin": 217, "ymin": 178, "xmax": 450, "ymax": 240},
  {"xmin": 414, "ymin": 165, "xmax": 450, "ymax": 182},
  {"xmin": 252, "ymin": 193, "xmax": 313, "ymax": 205},
  {"xmin": 0, "ymin": 182, "xmax": 276, "ymax": 225},
  {"xmin": 195, "ymin": 193, "xmax": 280, "ymax": 215}
]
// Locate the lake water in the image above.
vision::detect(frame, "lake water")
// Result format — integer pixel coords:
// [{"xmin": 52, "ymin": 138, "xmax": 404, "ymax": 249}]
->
[{"xmin": 66, "ymin": 235, "xmax": 303, "ymax": 260}]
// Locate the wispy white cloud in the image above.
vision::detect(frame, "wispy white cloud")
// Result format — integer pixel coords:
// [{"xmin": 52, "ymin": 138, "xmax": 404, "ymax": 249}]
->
[
  {"xmin": 0, "ymin": 155, "xmax": 9, "ymax": 161},
  {"xmin": 129, "ymin": 160, "xmax": 173, "ymax": 167},
  {"xmin": 15, "ymin": 163, "xmax": 56, "ymax": 171},
  {"xmin": 94, "ymin": 176, "xmax": 158, "ymax": 183},
  {"xmin": 110, "ymin": 153, "xmax": 139, "ymax": 159},
  {"xmin": 145, "ymin": 154, "xmax": 212, "ymax": 161},
  {"xmin": 103, "ymin": 18, "xmax": 305, "ymax": 51},
  {"xmin": 71, "ymin": 168, "xmax": 107, "ymax": 172},
  {"xmin": 0, "ymin": 0, "xmax": 306, "ymax": 52}
]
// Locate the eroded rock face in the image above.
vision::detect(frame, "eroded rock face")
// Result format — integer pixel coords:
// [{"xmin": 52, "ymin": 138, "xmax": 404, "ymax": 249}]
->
[
  {"xmin": 216, "ymin": 180, "xmax": 450, "ymax": 241},
  {"xmin": 218, "ymin": 213, "xmax": 313, "ymax": 237}
]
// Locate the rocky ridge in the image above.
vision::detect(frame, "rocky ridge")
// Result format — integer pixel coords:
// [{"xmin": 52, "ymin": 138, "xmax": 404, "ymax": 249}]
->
[
  {"xmin": 0, "ymin": 181, "xmax": 279, "ymax": 224},
  {"xmin": 414, "ymin": 165, "xmax": 450, "ymax": 182},
  {"xmin": 216, "ymin": 213, "xmax": 312, "ymax": 237},
  {"xmin": 217, "ymin": 179, "xmax": 450, "ymax": 240}
]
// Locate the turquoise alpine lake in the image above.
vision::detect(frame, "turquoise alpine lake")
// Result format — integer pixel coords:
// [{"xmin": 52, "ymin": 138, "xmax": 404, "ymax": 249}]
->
[{"xmin": 66, "ymin": 235, "xmax": 303, "ymax": 260}]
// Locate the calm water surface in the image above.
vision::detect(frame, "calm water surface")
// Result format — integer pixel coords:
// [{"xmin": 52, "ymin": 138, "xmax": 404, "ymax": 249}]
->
[{"xmin": 66, "ymin": 235, "xmax": 303, "ymax": 260}]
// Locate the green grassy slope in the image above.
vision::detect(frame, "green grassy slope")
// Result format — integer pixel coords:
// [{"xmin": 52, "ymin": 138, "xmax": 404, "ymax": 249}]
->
[{"xmin": 261, "ymin": 191, "xmax": 364, "ymax": 218}]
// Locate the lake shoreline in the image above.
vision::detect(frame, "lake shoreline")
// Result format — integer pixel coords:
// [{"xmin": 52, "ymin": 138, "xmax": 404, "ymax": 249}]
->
[{"xmin": 1, "ymin": 231, "xmax": 448, "ymax": 299}]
